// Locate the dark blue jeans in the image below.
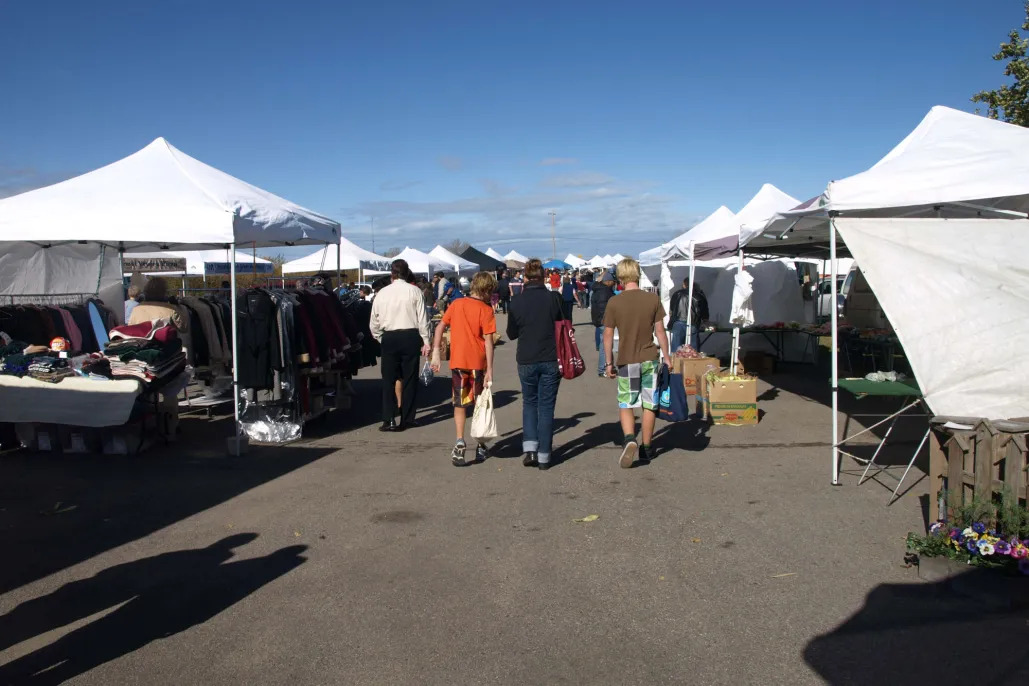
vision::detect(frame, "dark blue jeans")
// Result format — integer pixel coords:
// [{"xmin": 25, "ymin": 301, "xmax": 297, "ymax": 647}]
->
[
  {"xmin": 595, "ymin": 326, "xmax": 605, "ymax": 375},
  {"xmin": 518, "ymin": 361, "xmax": 561, "ymax": 464},
  {"xmin": 670, "ymin": 321, "xmax": 699, "ymax": 352}
]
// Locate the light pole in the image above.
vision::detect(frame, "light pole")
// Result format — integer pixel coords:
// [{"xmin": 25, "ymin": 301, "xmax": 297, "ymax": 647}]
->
[{"xmin": 549, "ymin": 210, "xmax": 556, "ymax": 260}]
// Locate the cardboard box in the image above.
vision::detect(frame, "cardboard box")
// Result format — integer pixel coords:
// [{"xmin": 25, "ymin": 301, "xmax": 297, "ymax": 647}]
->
[
  {"xmin": 742, "ymin": 351, "xmax": 776, "ymax": 376},
  {"xmin": 707, "ymin": 374, "xmax": 759, "ymax": 426},
  {"xmin": 672, "ymin": 356, "xmax": 719, "ymax": 396}
]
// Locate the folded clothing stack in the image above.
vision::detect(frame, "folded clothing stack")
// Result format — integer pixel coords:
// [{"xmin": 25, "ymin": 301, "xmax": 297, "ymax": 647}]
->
[
  {"xmin": 27, "ymin": 356, "xmax": 74, "ymax": 383},
  {"xmin": 80, "ymin": 354, "xmax": 113, "ymax": 379},
  {"xmin": 103, "ymin": 322, "xmax": 185, "ymax": 384}
]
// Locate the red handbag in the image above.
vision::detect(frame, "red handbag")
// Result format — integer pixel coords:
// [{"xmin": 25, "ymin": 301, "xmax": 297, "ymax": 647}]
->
[{"xmin": 554, "ymin": 318, "xmax": 586, "ymax": 380}]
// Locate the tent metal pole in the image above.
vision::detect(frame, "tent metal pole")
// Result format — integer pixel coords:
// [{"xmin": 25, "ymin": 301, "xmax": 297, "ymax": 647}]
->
[
  {"xmin": 118, "ymin": 246, "xmax": 126, "ymax": 324},
  {"xmin": 685, "ymin": 243, "xmax": 696, "ymax": 344},
  {"xmin": 829, "ymin": 217, "xmax": 840, "ymax": 485},
  {"xmin": 336, "ymin": 242, "xmax": 342, "ymax": 290},
  {"xmin": 229, "ymin": 244, "xmax": 242, "ymax": 456},
  {"xmin": 732, "ymin": 248, "xmax": 744, "ymax": 375}
]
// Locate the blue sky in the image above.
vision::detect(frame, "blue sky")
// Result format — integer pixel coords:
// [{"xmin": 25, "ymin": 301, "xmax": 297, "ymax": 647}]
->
[{"xmin": 0, "ymin": 0, "xmax": 1022, "ymax": 259}]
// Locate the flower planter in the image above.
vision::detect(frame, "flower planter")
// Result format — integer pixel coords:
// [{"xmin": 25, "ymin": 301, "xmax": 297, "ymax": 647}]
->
[{"xmin": 916, "ymin": 555, "xmax": 965, "ymax": 583}]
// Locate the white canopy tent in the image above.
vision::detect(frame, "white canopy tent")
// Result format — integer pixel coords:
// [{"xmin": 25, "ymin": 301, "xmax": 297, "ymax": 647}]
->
[
  {"xmin": 485, "ymin": 247, "xmax": 505, "ymax": 260},
  {"xmin": 0, "ymin": 136, "xmax": 339, "ymax": 454},
  {"xmin": 393, "ymin": 247, "xmax": 451, "ymax": 279},
  {"xmin": 504, "ymin": 249, "xmax": 529, "ymax": 263},
  {"xmin": 282, "ymin": 236, "xmax": 391, "ymax": 279},
  {"xmin": 740, "ymin": 107, "xmax": 1029, "ymax": 485},
  {"xmin": 565, "ymin": 254, "xmax": 586, "ymax": 268},
  {"xmin": 429, "ymin": 245, "xmax": 479, "ymax": 277}
]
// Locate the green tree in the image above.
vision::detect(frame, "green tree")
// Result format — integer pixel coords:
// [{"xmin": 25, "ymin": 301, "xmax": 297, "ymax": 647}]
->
[{"xmin": 972, "ymin": 3, "xmax": 1029, "ymax": 126}]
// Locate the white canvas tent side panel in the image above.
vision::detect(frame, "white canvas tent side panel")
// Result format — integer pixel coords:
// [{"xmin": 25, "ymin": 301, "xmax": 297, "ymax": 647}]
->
[
  {"xmin": 835, "ymin": 217, "xmax": 1029, "ymax": 420},
  {"xmin": 0, "ymin": 243, "xmax": 125, "ymax": 322}
]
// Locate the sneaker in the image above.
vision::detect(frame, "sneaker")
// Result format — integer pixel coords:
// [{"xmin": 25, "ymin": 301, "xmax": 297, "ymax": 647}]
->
[
  {"xmin": 619, "ymin": 439, "xmax": 638, "ymax": 469},
  {"xmin": 637, "ymin": 445, "xmax": 652, "ymax": 466},
  {"xmin": 451, "ymin": 442, "xmax": 467, "ymax": 467},
  {"xmin": 475, "ymin": 444, "xmax": 488, "ymax": 463}
]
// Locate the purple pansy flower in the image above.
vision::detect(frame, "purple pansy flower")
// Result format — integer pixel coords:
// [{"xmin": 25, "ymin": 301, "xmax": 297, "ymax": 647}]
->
[
  {"xmin": 972, "ymin": 522, "xmax": 987, "ymax": 535},
  {"xmin": 995, "ymin": 540, "xmax": 1012, "ymax": 555},
  {"xmin": 949, "ymin": 528, "xmax": 961, "ymax": 540},
  {"xmin": 966, "ymin": 539, "xmax": 980, "ymax": 553},
  {"xmin": 929, "ymin": 522, "xmax": 943, "ymax": 535}
]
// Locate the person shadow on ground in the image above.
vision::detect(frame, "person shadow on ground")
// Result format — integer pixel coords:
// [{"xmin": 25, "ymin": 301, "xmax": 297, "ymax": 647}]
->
[{"xmin": 0, "ymin": 534, "xmax": 307, "ymax": 685}]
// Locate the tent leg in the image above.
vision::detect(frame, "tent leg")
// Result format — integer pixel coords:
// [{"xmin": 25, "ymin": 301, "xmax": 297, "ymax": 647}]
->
[
  {"xmin": 731, "ymin": 249, "xmax": 744, "ymax": 375},
  {"xmin": 830, "ymin": 217, "xmax": 840, "ymax": 485},
  {"xmin": 118, "ymin": 247, "xmax": 126, "ymax": 324},
  {"xmin": 229, "ymin": 244, "xmax": 244, "ymax": 456},
  {"xmin": 336, "ymin": 242, "xmax": 342, "ymax": 291}
]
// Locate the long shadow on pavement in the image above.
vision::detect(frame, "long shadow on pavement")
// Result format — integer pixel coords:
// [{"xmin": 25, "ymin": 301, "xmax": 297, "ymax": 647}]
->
[
  {"xmin": 803, "ymin": 568, "xmax": 1029, "ymax": 684},
  {"xmin": 0, "ymin": 432, "xmax": 334, "ymax": 595},
  {"xmin": 0, "ymin": 534, "xmax": 307, "ymax": 685}
]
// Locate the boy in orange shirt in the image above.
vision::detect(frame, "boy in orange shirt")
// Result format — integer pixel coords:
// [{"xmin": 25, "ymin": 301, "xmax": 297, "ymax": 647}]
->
[{"xmin": 431, "ymin": 271, "xmax": 497, "ymax": 466}]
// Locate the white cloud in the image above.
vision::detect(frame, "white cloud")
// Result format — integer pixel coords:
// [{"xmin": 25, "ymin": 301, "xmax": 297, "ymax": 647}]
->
[
  {"xmin": 539, "ymin": 157, "xmax": 578, "ymax": 166},
  {"xmin": 542, "ymin": 172, "xmax": 615, "ymax": 188},
  {"xmin": 438, "ymin": 156, "xmax": 464, "ymax": 171}
]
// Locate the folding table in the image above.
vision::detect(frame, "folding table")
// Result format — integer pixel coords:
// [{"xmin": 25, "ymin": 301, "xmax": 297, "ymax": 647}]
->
[{"xmin": 836, "ymin": 377, "xmax": 929, "ymax": 504}]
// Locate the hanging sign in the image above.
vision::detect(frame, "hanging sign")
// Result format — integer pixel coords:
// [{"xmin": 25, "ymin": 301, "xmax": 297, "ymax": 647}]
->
[{"xmin": 122, "ymin": 256, "xmax": 187, "ymax": 273}]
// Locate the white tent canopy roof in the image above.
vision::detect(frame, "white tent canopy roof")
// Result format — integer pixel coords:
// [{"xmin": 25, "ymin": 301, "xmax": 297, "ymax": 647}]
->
[
  {"xmin": 0, "ymin": 137, "xmax": 339, "ymax": 250},
  {"xmin": 429, "ymin": 245, "xmax": 479, "ymax": 277},
  {"xmin": 394, "ymin": 247, "xmax": 451, "ymax": 278},
  {"xmin": 485, "ymin": 247, "xmax": 505, "ymax": 260},
  {"xmin": 564, "ymin": 254, "xmax": 586, "ymax": 268},
  {"xmin": 641, "ymin": 206, "xmax": 735, "ymax": 265},
  {"xmin": 665, "ymin": 186, "xmax": 800, "ymax": 261},
  {"xmin": 744, "ymin": 107, "xmax": 1029, "ymax": 256},
  {"xmin": 282, "ymin": 236, "xmax": 390, "ymax": 275},
  {"xmin": 504, "ymin": 249, "xmax": 529, "ymax": 263}
]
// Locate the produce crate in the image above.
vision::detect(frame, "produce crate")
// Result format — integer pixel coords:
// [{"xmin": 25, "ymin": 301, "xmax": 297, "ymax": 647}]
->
[
  {"xmin": 673, "ymin": 356, "xmax": 718, "ymax": 397},
  {"xmin": 706, "ymin": 373, "xmax": 758, "ymax": 426},
  {"xmin": 928, "ymin": 417, "xmax": 1029, "ymax": 522}
]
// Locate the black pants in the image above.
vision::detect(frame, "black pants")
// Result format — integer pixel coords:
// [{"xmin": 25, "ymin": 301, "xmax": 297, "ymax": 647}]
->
[
  {"xmin": 380, "ymin": 329, "xmax": 422, "ymax": 425},
  {"xmin": 562, "ymin": 301, "xmax": 574, "ymax": 321},
  {"xmin": 499, "ymin": 296, "xmax": 510, "ymax": 314}
]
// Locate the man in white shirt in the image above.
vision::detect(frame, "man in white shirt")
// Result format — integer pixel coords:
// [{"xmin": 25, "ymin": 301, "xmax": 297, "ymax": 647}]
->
[{"xmin": 370, "ymin": 259, "xmax": 432, "ymax": 431}]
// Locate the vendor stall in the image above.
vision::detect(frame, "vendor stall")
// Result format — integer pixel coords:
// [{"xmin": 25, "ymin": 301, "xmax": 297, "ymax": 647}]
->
[
  {"xmin": 0, "ymin": 136, "xmax": 340, "ymax": 454},
  {"xmin": 282, "ymin": 236, "xmax": 391, "ymax": 281},
  {"xmin": 741, "ymin": 106, "xmax": 1029, "ymax": 484}
]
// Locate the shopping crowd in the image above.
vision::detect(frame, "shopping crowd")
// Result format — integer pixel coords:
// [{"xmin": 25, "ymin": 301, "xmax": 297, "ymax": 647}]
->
[{"xmin": 368, "ymin": 255, "xmax": 707, "ymax": 470}]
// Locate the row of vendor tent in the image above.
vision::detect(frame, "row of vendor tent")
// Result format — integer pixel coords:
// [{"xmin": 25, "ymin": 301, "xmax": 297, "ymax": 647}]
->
[
  {"xmin": 636, "ymin": 105, "xmax": 1029, "ymax": 485},
  {"xmin": 0, "ymin": 136, "xmax": 342, "ymax": 454}
]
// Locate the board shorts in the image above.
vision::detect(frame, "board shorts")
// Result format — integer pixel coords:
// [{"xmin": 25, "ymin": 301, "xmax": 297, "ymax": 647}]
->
[
  {"xmin": 452, "ymin": 369, "xmax": 485, "ymax": 408},
  {"xmin": 617, "ymin": 360, "xmax": 659, "ymax": 411}
]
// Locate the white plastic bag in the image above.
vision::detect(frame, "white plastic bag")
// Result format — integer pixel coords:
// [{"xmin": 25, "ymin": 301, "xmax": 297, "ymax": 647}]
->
[
  {"xmin": 420, "ymin": 360, "xmax": 434, "ymax": 387},
  {"xmin": 470, "ymin": 382, "xmax": 498, "ymax": 440}
]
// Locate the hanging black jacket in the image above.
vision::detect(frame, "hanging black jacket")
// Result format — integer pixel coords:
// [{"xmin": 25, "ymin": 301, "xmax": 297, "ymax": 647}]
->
[
  {"xmin": 591, "ymin": 283, "xmax": 615, "ymax": 327},
  {"xmin": 236, "ymin": 290, "xmax": 281, "ymax": 390}
]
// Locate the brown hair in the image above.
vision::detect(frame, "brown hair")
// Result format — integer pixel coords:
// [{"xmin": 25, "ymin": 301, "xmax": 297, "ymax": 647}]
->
[
  {"xmin": 142, "ymin": 277, "xmax": 168, "ymax": 301},
  {"xmin": 470, "ymin": 271, "xmax": 497, "ymax": 299},
  {"xmin": 391, "ymin": 259, "xmax": 413, "ymax": 282},
  {"xmin": 524, "ymin": 258, "xmax": 544, "ymax": 282},
  {"xmin": 127, "ymin": 285, "xmax": 141, "ymax": 299}
]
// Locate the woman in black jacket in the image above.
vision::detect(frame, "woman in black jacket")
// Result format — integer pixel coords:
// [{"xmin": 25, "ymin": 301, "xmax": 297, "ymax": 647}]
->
[
  {"xmin": 590, "ymin": 271, "xmax": 616, "ymax": 377},
  {"xmin": 506, "ymin": 258, "xmax": 564, "ymax": 471}
]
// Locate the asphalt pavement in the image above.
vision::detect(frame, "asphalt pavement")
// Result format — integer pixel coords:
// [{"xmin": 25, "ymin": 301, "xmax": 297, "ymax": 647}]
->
[{"xmin": 2, "ymin": 308, "xmax": 1025, "ymax": 684}]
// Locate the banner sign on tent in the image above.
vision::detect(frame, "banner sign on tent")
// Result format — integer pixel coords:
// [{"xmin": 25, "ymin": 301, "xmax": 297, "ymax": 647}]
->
[
  {"xmin": 204, "ymin": 261, "xmax": 274, "ymax": 275},
  {"xmin": 122, "ymin": 256, "xmax": 187, "ymax": 273}
]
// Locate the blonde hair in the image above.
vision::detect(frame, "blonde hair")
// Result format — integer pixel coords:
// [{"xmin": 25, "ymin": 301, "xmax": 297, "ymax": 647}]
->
[
  {"xmin": 470, "ymin": 271, "xmax": 497, "ymax": 299},
  {"xmin": 615, "ymin": 257, "xmax": 641, "ymax": 285}
]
